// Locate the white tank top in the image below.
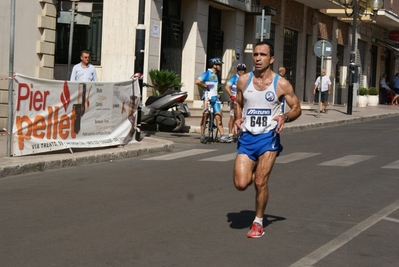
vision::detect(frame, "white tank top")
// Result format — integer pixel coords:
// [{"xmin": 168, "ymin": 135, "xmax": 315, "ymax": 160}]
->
[{"xmin": 241, "ymin": 72, "xmax": 281, "ymax": 134}]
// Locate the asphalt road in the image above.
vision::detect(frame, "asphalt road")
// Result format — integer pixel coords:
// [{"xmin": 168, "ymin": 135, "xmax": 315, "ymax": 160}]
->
[{"xmin": 0, "ymin": 117, "xmax": 398, "ymax": 267}]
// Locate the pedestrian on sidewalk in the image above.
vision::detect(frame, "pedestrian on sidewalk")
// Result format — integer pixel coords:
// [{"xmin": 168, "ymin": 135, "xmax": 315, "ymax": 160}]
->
[
  {"xmin": 225, "ymin": 63, "xmax": 247, "ymax": 141},
  {"xmin": 313, "ymin": 69, "xmax": 331, "ymax": 113},
  {"xmin": 233, "ymin": 41, "xmax": 301, "ymax": 238},
  {"xmin": 393, "ymin": 72, "xmax": 399, "ymax": 95},
  {"xmin": 379, "ymin": 72, "xmax": 390, "ymax": 104},
  {"xmin": 70, "ymin": 50, "xmax": 98, "ymax": 82},
  {"xmin": 196, "ymin": 58, "xmax": 231, "ymax": 143},
  {"xmin": 278, "ymin": 66, "xmax": 288, "ymax": 114},
  {"xmin": 278, "ymin": 66, "xmax": 287, "ymax": 79}
]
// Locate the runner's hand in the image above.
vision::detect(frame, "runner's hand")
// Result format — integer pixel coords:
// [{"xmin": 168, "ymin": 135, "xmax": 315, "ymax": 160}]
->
[
  {"xmin": 273, "ymin": 115, "xmax": 285, "ymax": 134},
  {"xmin": 234, "ymin": 118, "xmax": 244, "ymax": 136}
]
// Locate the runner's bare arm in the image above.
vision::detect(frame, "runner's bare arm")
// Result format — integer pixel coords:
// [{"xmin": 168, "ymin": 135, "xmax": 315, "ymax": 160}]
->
[{"xmin": 274, "ymin": 78, "xmax": 301, "ymax": 133}]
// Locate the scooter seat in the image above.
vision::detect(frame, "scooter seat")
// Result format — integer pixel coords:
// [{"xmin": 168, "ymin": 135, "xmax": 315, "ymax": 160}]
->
[
  {"xmin": 145, "ymin": 95, "xmax": 163, "ymax": 106},
  {"xmin": 145, "ymin": 90, "xmax": 187, "ymax": 106}
]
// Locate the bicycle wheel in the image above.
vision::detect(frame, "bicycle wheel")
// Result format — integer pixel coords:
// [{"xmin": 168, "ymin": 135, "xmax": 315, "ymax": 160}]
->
[
  {"xmin": 203, "ymin": 112, "xmax": 212, "ymax": 144},
  {"xmin": 213, "ymin": 113, "xmax": 221, "ymax": 142}
]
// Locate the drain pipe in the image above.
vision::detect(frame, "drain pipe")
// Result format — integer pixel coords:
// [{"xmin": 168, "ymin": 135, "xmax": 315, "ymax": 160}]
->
[
  {"xmin": 7, "ymin": 0, "xmax": 16, "ymax": 157},
  {"xmin": 134, "ymin": 0, "xmax": 145, "ymax": 141}
]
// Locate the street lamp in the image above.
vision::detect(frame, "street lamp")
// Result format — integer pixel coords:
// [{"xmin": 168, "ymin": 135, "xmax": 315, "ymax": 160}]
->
[{"xmin": 340, "ymin": 0, "xmax": 383, "ymax": 115}]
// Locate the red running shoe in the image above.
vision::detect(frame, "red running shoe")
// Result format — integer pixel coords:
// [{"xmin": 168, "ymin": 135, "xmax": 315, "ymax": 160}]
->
[{"xmin": 247, "ymin": 222, "xmax": 265, "ymax": 238}]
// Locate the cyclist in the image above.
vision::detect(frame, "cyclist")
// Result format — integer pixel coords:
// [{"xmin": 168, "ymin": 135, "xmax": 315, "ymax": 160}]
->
[
  {"xmin": 195, "ymin": 58, "xmax": 231, "ymax": 143},
  {"xmin": 225, "ymin": 63, "xmax": 247, "ymax": 141}
]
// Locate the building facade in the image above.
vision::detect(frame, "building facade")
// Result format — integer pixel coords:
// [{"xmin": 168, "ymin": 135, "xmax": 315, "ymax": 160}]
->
[{"xmin": 1, "ymin": 0, "xmax": 399, "ymax": 130}]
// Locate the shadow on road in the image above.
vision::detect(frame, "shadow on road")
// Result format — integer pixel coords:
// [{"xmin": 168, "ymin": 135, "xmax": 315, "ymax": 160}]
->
[
  {"xmin": 226, "ymin": 210, "xmax": 286, "ymax": 229},
  {"xmin": 141, "ymin": 124, "xmax": 191, "ymax": 137}
]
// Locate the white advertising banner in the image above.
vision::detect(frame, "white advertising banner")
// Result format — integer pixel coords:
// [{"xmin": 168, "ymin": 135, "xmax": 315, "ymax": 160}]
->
[{"xmin": 12, "ymin": 74, "xmax": 140, "ymax": 156}]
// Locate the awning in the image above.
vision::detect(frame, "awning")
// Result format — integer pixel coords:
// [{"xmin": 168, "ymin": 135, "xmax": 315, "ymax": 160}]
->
[{"xmin": 376, "ymin": 40, "xmax": 399, "ymax": 53}]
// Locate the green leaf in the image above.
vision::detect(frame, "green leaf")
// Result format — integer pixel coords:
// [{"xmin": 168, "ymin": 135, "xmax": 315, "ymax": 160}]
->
[
  {"xmin": 368, "ymin": 87, "xmax": 378, "ymax": 95},
  {"xmin": 149, "ymin": 69, "xmax": 183, "ymax": 95},
  {"xmin": 359, "ymin": 87, "xmax": 368, "ymax": 96}
]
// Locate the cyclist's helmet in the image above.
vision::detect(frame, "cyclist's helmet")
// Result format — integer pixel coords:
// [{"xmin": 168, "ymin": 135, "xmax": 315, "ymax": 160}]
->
[
  {"xmin": 237, "ymin": 63, "xmax": 247, "ymax": 71},
  {"xmin": 208, "ymin": 57, "xmax": 224, "ymax": 65}
]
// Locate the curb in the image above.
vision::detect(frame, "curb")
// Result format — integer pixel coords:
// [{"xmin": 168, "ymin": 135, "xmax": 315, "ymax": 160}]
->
[{"xmin": 0, "ymin": 137, "xmax": 174, "ymax": 178}]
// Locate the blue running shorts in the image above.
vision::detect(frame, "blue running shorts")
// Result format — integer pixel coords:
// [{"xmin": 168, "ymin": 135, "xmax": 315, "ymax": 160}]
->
[{"xmin": 237, "ymin": 130, "xmax": 283, "ymax": 161}]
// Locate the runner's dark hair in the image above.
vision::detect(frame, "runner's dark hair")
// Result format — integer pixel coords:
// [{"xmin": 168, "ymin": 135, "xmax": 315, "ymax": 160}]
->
[{"xmin": 254, "ymin": 41, "xmax": 274, "ymax": 57}]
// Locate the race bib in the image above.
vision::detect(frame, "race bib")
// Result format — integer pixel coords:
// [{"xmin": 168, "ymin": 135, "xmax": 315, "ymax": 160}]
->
[{"xmin": 244, "ymin": 108, "xmax": 272, "ymax": 134}]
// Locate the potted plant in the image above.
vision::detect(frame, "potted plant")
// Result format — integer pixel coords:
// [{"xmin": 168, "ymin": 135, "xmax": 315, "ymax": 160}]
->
[
  {"xmin": 149, "ymin": 69, "xmax": 183, "ymax": 96},
  {"xmin": 358, "ymin": 87, "xmax": 368, "ymax": 107},
  {"xmin": 367, "ymin": 87, "xmax": 379, "ymax": 106}
]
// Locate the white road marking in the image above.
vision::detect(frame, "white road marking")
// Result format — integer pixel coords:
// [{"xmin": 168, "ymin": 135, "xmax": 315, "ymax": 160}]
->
[
  {"xmin": 319, "ymin": 155, "xmax": 375, "ymax": 166},
  {"xmin": 275, "ymin": 152, "xmax": 321, "ymax": 164},
  {"xmin": 289, "ymin": 199, "xmax": 399, "ymax": 267},
  {"xmin": 383, "ymin": 217, "xmax": 399, "ymax": 223},
  {"xmin": 382, "ymin": 160, "xmax": 399, "ymax": 169},
  {"xmin": 143, "ymin": 149, "xmax": 217, "ymax": 160},
  {"xmin": 199, "ymin": 152, "xmax": 237, "ymax": 162}
]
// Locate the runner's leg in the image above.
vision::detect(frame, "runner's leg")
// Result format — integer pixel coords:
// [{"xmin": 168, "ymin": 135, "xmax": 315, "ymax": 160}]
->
[
  {"xmin": 234, "ymin": 154, "xmax": 256, "ymax": 190},
  {"xmin": 253, "ymin": 150, "xmax": 278, "ymax": 219}
]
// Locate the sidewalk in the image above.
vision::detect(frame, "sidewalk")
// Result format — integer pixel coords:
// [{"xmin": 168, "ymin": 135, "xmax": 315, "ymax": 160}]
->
[
  {"xmin": 186, "ymin": 104, "xmax": 399, "ymax": 134},
  {"xmin": 1, "ymin": 104, "xmax": 399, "ymax": 178}
]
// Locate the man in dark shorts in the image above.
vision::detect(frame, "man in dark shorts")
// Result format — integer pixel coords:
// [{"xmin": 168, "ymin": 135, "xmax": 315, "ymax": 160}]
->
[{"xmin": 313, "ymin": 69, "xmax": 331, "ymax": 113}]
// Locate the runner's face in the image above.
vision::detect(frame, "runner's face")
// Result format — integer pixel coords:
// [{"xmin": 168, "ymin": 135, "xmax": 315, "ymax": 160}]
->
[{"xmin": 253, "ymin": 44, "xmax": 274, "ymax": 71}]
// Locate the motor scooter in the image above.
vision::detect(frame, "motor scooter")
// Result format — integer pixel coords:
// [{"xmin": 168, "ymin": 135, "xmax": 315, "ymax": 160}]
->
[{"xmin": 141, "ymin": 83, "xmax": 191, "ymax": 132}]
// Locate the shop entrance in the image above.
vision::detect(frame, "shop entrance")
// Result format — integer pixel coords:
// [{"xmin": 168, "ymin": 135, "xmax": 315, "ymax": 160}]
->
[
  {"xmin": 160, "ymin": 0, "xmax": 183, "ymax": 76},
  {"xmin": 207, "ymin": 7, "xmax": 224, "ymax": 62}
]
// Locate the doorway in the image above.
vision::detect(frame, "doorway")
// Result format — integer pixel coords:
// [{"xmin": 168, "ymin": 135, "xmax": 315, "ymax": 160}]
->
[
  {"xmin": 207, "ymin": 7, "xmax": 224, "ymax": 62},
  {"xmin": 160, "ymin": 0, "xmax": 183, "ymax": 76}
]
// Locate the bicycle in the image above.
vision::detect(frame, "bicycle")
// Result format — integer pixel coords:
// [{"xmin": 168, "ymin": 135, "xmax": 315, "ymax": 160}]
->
[{"xmin": 202, "ymin": 91, "xmax": 220, "ymax": 144}]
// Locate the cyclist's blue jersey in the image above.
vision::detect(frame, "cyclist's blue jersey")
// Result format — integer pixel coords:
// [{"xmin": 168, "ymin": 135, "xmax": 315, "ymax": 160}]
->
[
  {"xmin": 226, "ymin": 74, "xmax": 239, "ymax": 97},
  {"xmin": 241, "ymin": 72, "xmax": 281, "ymax": 135},
  {"xmin": 198, "ymin": 69, "xmax": 219, "ymax": 98}
]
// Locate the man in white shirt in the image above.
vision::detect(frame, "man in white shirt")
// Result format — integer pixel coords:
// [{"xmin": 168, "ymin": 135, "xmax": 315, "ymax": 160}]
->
[
  {"xmin": 393, "ymin": 72, "xmax": 399, "ymax": 94},
  {"xmin": 313, "ymin": 69, "xmax": 331, "ymax": 113},
  {"xmin": 379, "ymin": 72, "xmax": 390, "ymax": 104},
  {"xmin": 70, "ymin": 50, "xmax": 98, "ymax": 82}
]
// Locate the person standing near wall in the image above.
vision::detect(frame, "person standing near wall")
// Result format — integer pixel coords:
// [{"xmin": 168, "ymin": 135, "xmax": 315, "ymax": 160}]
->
[
  {"xmin": 393, "ymin": 72, "xmax": 399, "ymax": 95},
  {"xmin": 379, "ymin": 72, "xmax": 390, "ymax": 104},
  {"xmin": 313, "ymin": 69, "xmax": 331, "ymax": 113},
  {"xmin": 225, "ymin": 63, "xmax": 247, "ymax": 141},
  {"xmin": 70, "ymin": 50, "xmax": 98, "ymax": 82},
  {"xmin": 278, "ymin": 66, "xmax": 286, "ymax": 79},
  {"xmin": 278, "ymin": 66, "xmax": 287, "ymax": 114}
]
